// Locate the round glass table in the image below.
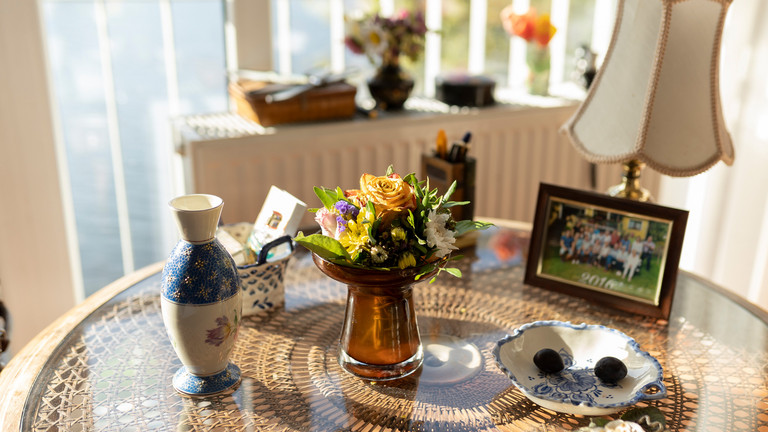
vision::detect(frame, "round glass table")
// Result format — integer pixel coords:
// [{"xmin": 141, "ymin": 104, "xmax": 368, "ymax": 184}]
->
[{"xmin": 1, "ymin": 222, "xmax": 767, "ymax": 431}]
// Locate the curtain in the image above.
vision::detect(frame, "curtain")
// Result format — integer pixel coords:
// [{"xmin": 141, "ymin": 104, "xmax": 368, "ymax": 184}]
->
[{"xmin": 658, "ymin": 0, "xmax": 768, "ymax": 309}]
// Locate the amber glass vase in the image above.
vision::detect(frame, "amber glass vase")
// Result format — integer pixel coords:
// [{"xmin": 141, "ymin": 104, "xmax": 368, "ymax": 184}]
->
[{"xmin": 312, "ymin": 253, "xmax": 440, "ymax": 380}]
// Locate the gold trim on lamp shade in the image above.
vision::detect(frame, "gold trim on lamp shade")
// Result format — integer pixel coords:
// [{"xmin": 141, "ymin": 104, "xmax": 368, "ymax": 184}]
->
[{"xmin": 561, "ymin": 0, "xmax": 735, "ymax": 178}]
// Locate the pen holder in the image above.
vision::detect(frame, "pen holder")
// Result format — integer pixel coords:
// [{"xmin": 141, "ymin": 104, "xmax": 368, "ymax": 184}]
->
[{"xmin": 421, "ymin": 155, "xmax": 476, "ymax": 222}]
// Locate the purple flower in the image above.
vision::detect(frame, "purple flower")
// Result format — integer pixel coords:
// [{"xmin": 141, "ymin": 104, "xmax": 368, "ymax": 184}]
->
[
  {"xmin": 334, "ymin": 200, "xmax": 359, "ymax": 219},
  {"xmin": 205, "ymin": 316, "xmax": 233, "ymax": 347},
  {"xmin": 336, "ymin": 215, "xmax": 348, "ymax": 233}
]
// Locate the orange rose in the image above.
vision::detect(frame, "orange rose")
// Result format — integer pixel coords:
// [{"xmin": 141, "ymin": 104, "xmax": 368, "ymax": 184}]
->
[
  {"xmin": 501, "ymin": 7, "xmax": 536, "ymax": 42},
  {"xmin": 500, "ymin": 6, "xmax": 556, "ymax": 47},
  {"xmin": 346, "ymin": 173, "xmax": 416, "ymax": 225}
]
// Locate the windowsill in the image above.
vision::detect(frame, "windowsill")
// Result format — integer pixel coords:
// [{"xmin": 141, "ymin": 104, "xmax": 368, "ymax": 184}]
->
[{"xmin": 175, "ymin": 84, "xmax": 585, "ymax": 146}]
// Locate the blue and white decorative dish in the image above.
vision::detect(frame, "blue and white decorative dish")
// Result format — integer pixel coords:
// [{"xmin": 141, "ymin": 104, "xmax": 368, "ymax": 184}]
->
[{"xmin": 494, "ymin": 321, "xmax": 666, "ymax": 415}]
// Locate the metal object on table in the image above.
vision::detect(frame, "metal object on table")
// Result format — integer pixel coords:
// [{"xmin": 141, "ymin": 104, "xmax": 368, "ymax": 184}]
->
[{"xmin": 607, "ymin": 159, "xmax": 653, "ymax": 202}]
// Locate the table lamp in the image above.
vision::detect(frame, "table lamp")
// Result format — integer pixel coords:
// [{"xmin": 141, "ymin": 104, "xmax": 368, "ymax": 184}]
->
[{"xmin": 561, "ymin": 0, "xmax": 734, "ymax": 201}]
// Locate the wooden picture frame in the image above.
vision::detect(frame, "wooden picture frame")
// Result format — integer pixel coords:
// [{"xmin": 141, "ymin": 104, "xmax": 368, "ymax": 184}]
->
[{"xmin": 525, "ymin": 183, "xmax": 688, "ymax": 319}]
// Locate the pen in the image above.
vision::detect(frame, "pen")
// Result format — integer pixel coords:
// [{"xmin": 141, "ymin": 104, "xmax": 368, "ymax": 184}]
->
[
  {"xmin": 448, "ymin": 142, "xmax": 468, "ymax": 163},
  {"xmin": 436, "ymin": 129, "xmax": 448, "ymax": 159}
]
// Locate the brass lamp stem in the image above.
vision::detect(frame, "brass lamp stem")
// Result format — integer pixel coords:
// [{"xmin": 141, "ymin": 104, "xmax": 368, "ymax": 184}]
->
[{"xmin": 607, "ymin": 159, "xmax": 652, "ymax": 202}]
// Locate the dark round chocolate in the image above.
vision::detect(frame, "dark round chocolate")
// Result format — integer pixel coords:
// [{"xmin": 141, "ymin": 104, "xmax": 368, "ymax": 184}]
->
[
  {"xmin": 594, "ymin": 356, "xmax": 627, "ymax": 383},
  {"xmin": 533, "ymin": 348, "xmax": 565, "ymax": 374}
]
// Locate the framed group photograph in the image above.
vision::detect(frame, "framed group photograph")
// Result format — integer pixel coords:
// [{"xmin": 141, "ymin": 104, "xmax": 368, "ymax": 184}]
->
[{"xmin": 524, "ymin": 183, "xmax": 689, "ymax": 319}]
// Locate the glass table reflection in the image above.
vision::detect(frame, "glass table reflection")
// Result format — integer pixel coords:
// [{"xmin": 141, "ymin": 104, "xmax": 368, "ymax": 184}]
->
[{"xmin": 1, "ymin": 222, "xmax": 767, "ymax": 431}]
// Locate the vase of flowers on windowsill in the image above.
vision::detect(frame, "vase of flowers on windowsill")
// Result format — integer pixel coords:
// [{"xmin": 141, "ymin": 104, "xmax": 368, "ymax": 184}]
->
[
  {"xmin": 500, "ymin": 6, "xmax": 557, "ymax": 96},
  {"xmin": 344, "ymin": 10, "xmax": 427, "ymax": 110},
  {"xmin": 294, "ymin": 166, "xmax": 491, "ymax": 380}
]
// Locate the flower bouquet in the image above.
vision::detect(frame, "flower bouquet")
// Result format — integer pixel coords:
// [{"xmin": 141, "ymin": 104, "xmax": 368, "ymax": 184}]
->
[
  {"xmin": 344, "ymin": 10, "xmax": 427, "ymax": 67},
  {"xmin": 295, "ymin": 166, "xmax": 490, "ymax": 280},
  {"xmin": 344, "ymin": 10, "xmax": 428, "ymax": 110},
  {"xmin": 294, "ymin": 166, "xmax": 491, "ymax": 380},
  {"xmin": 500, "ymin": 6, "xmax": 557, "ymax": 95}
]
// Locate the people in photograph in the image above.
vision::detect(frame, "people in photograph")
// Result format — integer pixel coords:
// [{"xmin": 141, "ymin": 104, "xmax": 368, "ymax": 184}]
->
[
  {"xmin": 642, "ymin": 235, "xmax": 656, "ymax": 271},
  {"xmin": 631, "ymin": 235, "xmax": 644, "ymax": 256},
  {"xmin": 560, "ymin": 229, "xmax": 574, "ymax": 260},
  {"xmin": 605, "ymin": 243, "xmax": 624, "ymax": 272},
  {"xmin": 590, "ymin": 236, "xmax": 603, "ymax": 266},
  {"xmin": 620, "ymin": 234, "xmax": 631, "ymax": 251},
  {"xmin": 623, "ymin": 249, "xmax": 641, "ymax": 281},
  {"xmin": 610, "ymin": 229, "xmax": 620, "ymax": 248},
  {"xmin": 602, "ymin": 230, "xmax": 613, "ymax": 248},
  {"xmin": 599, "ymin": 241, "xmax": 611, "ymax": 267},
  {"xmin": 578, "ymin": 233, "xmax": 593, "ymax": 263},
  {"xmin": 572, "ymin": 232, "xmax": 584, "ymax": 263}
]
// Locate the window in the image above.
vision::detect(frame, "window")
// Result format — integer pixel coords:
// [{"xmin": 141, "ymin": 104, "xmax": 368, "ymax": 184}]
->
[
  {"xmin": 41, "ymin": 0, "xmax": 611, "ymax": 298},
  {"xmin": 267, "ymin": 0, "xmax": 615, "ymax": 97},
  {"xmin": 41, "ymin": 0, "xmax": 227, "ymax": 296}
]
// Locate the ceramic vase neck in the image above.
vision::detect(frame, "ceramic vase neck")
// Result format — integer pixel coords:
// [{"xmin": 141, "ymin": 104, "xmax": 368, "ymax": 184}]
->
[{"xmin": 169, "ymin": 194, "xmax": 224, "ymax": 244}]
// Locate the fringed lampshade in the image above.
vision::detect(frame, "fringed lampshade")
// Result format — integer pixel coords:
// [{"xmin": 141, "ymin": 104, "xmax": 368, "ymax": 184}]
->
[{"xmin": 562, "ymin": 0, "xmax": 734, "ymax": 199}]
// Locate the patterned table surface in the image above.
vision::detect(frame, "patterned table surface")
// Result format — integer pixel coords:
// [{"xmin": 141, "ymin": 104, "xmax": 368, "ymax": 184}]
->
[{"xmin": 1, "ymin": 225, "xmax": 767, "ymax": 431}]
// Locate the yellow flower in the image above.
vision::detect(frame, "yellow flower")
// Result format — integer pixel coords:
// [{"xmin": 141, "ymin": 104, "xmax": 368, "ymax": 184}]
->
[
  {"xmin": 339, "ymin": 210, "xmax": 372, "ymax": 258},
  {"xmin": 398, "ymin": 251, "xmax": 417, "ymax": 269},
  {"xmin": 391, "ymin": 227, "xmax": 406, "ymax": 242}
]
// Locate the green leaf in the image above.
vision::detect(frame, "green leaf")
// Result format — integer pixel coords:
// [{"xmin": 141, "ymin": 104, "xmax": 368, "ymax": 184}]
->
[
  {"xmin": 455, "ymin": 220, "xmax": 494, "ymax": 236},
  {"xmin": 293, "ymin": 232, "xmax": 351, "ymax": 261},
  {"xmin": 403, "ymin": 172, "xmax": 419, "ymax": 187},
  {"xmin": 386, "ymin": 165, "xmax": 395, "ymax": 176},
  {"xmin": 588, "ymin": 418, "xmax": 611, "ymax": 427},
  {"xmin": 620, "ymin": 407, "xmax": 667, "ymax": 431},
  {"xmin": 443, "ymin": 267, "xmax": 462, "ymax": 278},
  {"xmin": 406, "ymin": 210, "xmax": 416, "ymax": 230},
  {"xmin": 441, "ymin": 180, "xmax": 458, "ymax": 205},
  {"xmin": 442, "ymin": 200, "xmax": 469, "ymax": 208},
  {"xmin": 314, "ymin": 186, "xmax": 338, "ymax": 210}
]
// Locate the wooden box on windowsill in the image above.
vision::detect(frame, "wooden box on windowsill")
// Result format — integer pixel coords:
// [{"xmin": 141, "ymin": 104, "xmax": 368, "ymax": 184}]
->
[{"xmin": 229, "ymin": 79, "xmax": 357, "ymax": 127}]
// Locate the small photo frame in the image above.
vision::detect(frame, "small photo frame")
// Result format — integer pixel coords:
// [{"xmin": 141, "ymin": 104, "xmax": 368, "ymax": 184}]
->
[{"xmin": 525, "ymin": 183, "xmax": 688, "ymax": 319}]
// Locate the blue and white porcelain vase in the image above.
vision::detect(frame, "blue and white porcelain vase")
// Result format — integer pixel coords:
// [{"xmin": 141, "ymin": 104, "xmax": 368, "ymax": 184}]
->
[{"xmin": 161, "ymin": 194, "xmax": 242, "ymax": 396}]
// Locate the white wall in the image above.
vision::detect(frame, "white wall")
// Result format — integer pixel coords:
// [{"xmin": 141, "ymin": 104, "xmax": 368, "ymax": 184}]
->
[{"xmin": 0, "ymin": 0, "xmax": 76, "ymax": 355}]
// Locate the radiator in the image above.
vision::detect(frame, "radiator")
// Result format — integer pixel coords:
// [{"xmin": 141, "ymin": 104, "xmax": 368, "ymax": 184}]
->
[{"xmin": 175, "ymin": 100, "xmax": 660, "ymax": 228}]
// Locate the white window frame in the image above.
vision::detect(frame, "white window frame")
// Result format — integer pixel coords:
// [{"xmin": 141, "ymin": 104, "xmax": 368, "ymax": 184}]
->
[{"xmin": 228, "ymin": 0, "xmax": 616, "ymax": 97}]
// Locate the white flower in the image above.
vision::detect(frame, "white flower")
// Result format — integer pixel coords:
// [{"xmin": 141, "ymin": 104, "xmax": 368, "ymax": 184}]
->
[
  {"xmin": 360, "ymin": 21, "xmax": 389, "ymax": 59},
  {"xmin": 424, "ymin": 210, "xmax": 458, "ymax": 258},
  {"xmin": 578, "ymin": 420, "xmax": 646, "ymax": 432},
  {"xmin": 370, "ymin": 245, "xmax": 388, "ymax": 263}
]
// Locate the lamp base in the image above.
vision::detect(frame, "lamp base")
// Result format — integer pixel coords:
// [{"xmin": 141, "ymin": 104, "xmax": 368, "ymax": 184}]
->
[{"xmin": 607, "ymin": 160, "xmax": 652, "ymax": 202}]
